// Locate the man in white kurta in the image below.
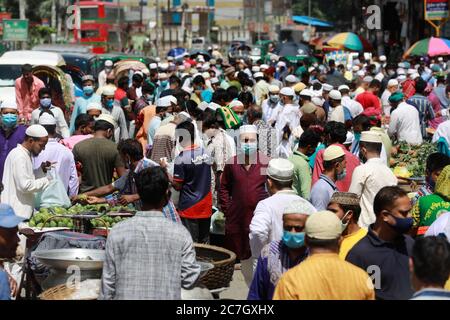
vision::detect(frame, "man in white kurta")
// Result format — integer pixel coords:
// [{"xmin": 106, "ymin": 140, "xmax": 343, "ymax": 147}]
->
[
  {"xmin": 1, "ymin": 125, "xmax": 50, "ymax": 219},
  {"xmin": 348, "ymin": 131, "xmax": 397, "ymax": 229},
  {"xmin": 387, "ymin": 92, "xmax": 423, "ymax": 145},
  {"xmin": 327, "ymin": 90, "xmax": 346, "ymax": 123}
]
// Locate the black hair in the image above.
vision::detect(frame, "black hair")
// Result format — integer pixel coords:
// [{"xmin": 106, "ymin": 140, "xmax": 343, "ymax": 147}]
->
[
  {"xmin": 212, "ymin": 88, "xmax": 230, "ymax": 105},
  {"xmin": 300, "ymin": 113, "xmax": 317, "ymax": 129},
  {"xmin": 38, "ymin": 87, "xmax": 51, "ymax": 98},
  {"xmin": 338, "ymin": 202, "xmax": 362, "ymax": 222},
  {"xmin": 415, "ymin": 78, "xmax": 427, "ymax": 94},
  {"xmin": 373, "ymin": 186, "xmax": 408, "ymax": 216},
  {"xmin": 352, "ymin": 115, "xmax": 372, "ymax": 131},
  {"xmin": 412, "ymin": 236, "xmax": 450, "ymax": 287},
  {"xmin": 226, "ymin": 86, "xmax": 239, "ymax": 100},
  {"xmin": 186, "ymin": 100, "xmax": 201, "ymax": 119},
  {"xmin": 42, "ymin": 124, "xmax": 56, "ymax": 135},
  {"xmin": 426, "ymin": 153, "xmax": 450, "ymax": 174},
  {"xmin": 117, "ymin": 139, "xmax": 144, "ymax": 161},
  {"xmin": 312, "ymin": 82, "xmax": 322, "ymax": 91},
  {"xmin": 94, "ymin": 120, "xmax": 114, "ymax": 132},
  {"xmin": 141, "ymin": 83, "xmax": 155, "ymax": 95},
  {"xmin": 74, "ymin": 114, "xmax": 94, "ymax": 131},
  {"xmin": 323, "ymin": 155, "xmax": 345, "ymax": 171},
  {"xmin": 169, "ymin": 75, "xmax": 181, "ymax": 87},
  {"xmin": 22, "ymin": 64, "xmax": 32, "ymax": 73},
  {"xmin": 324, "ymin": 121, "xmax": 347, "ymax": 144},
  {"xmin": 360, "ymin": 141, "xmax": 382, "ymax": 154},
  {"xmin": 299, "ymin": 129, "xmax": 321, "ymax": 149},
  {"xmin": 238, "ymin": 91, "xmax": 254, "ymax": 106},
  {"xmin": 135, "ymin": 167, "xmax": 169, "ymax": 208},
  {"xmin": 247, "ymin": 105, "xmax": 263, "ymax": 121},
  {"xmin": 175, "ymin": 120, "xmax": 195, "ymax": 144},
  {"xmin": 132, "ymin": 74, "xmax": 143, "ymax": 83},
  {"xmin": 201, "ymin": 110, "xmax": 219, "ymax": 130},
  {"xmin": 306, "ymin": 236, "xmax": 340, "ymax": 250},
  {"xmin": 192, "ymin": 75, "xmax": 205, "ymax": 86},
  {"xmin": 270, "ymin": 178, "xmax": 293, "ymax": 190},
  {"xmin": 155, "ymin": 106, "xmax": 166, "ymax": 114},
  {"xmin": 369, "ymin": 79, "xmax": 381, "ymax": 89},
  {"xmin": 118, "ymin": 76, "xmax": 129, "ymax": 90}
]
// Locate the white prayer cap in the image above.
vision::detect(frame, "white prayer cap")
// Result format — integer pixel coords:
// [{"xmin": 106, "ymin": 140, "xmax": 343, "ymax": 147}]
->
[
  {"xmin": 356, "ymin": 70, "xmax": 365, "ymax": 77},
  {"xmin": 285, "ymin": 75, "xmax": 299, "ymax": 83},
  {"xmin": 398, "ymin": 62, "xmax": 406, "ymax": 68},
  {"xmin": 352, "ymin": 65, "xmax": 361, "ymax": 72},
  {"xmin": 299, "ymin": 89, "xmax": 313, "ymax": 97},
  {"xmin": 202, "ymin": 64, "xmax": 210, "ymax": 72},
  {"xmin": 239, "ymin": 125, "xmax": 258, "ymax": 135},
  {"xmin": 323, "ymin": 145, "xmax": 345, "ymax": 161},
  {"xmin": 167, "ymin": 56, "xmax": 174, "ymax": 61},
  {"xmin": 0, "ymin": 99, "xmax": 17, "ymax": 110},
  {"xmin": 308, "ymin": 66, "xmax": 316, "ymax": 73},
  {"xmin": 407, "ymin": 68, "xmax": 417, "ymax": 75},
  {"xmin": 305, "ymin": 211, "xmax": 342, "ymax": 240},
  {"xmin": 254, "ymin": 72, "xmax": 264, "ymax": 79},
  {"xmin": 379, "ymin": 55, "xmax": 387, "ymax": 62},
  {"xmin": 360, "ymin": 131, "xmax": 382, "ymax": 143},
  {"xmin": 149, "ymin": 63, "xmax": 158, "ymax": 70},
  {"xmin": 311, "ymin": 96, "xmax": 324, "ymax": 107},
  {"xmin": 166, "ymin": 95, "xmax": 177, "ymax": 105},
  {"xmin": 102, "ymin": 87, "xmax": 116, "ymax": 96},
  {"xmin": 82, "ymin": 75, "xmax": 95, "ymax": 82},
  {"xmin": 438, "ymin": 57, "xmax": 444, "ymax": 62},
  {"xmin": 363, "ymin": 76, "xmax": 373, "ymax": 83},
  {"xmin": 105, "ymin": 60, "xmax": 113, "ymax": 67},
  {"xmin": 260, "ymin": 64, "xmax": 269, "ymax": 70},
  {"xmin": 178, "ymin": 65, "xmax": 186, "ymax": 71},
  {"xmin": 202, "ymin": 72, "xmax": 211, "ymax": 80},
  {"xmin": 280, "ymin": 87, "xmax": 295, "ymax": 97},
  {"xmin": 375, "ymin": 73, "xmax": 385, "ymax": 82},
  {"xmin": 269, "ymin": 85, "xmax": 280, "ymax": 93},
  {"xmin": 252, "ymin": 66, "xmax": 260, "ymax": 73},
  {"xmin": 229, "ymin": 100, "xmax": 244, "ymax": 109},
  {"xmin": 96, "ymin": 114, "xmax": 117, "ymax": 129},
  {"xmin": 25, "ymin": 124, "xmax": 48, "ymax": 138},
  {"xmin": 234, "ymin": 71, "xmax": 240, "ymax": 78},
  {"xmin": 155, "ymin": 57, "xmax": 161, "ymax": 62},
  {"xmin": 387, "ymin": 79, "xmax": 399, "ymax": 87},
  {"xmin": 397, "ymin": 74, "xmax": 407, "ymax": 82},
  {"xmin": 338, "ymin": 85, "xmax": 350, "ymax": 91},
  {"xmin": 267, "ymin": 158, "xmax": 294, "ymax": 182},
  {"xmin": 411, "ymin": 73, "xmax": 421, "ymax": 80},
  {"xmin": 156, "ymin": 97, "xmax": 171, "ymax": 107},
  {"xmin": 208, "ymin": 102, "xmax": 221, "ymax": 111},
  {"xmin": 189, "ymin": 69, "xmax": 198, "ymax": 76},
  {"xmin": 322, "ymin": 83, "xmax": 333, "ymax": 92},
  {"xmin": 38, "ymin": 113, "xmax": 56, "ymax": 126},
  {"xmin": 87, "ymin": 102, "xmax": 102, "ymax": 111},
  {"xmin": 283, "ymin": 199, "xmax": 316, "ymax": 216},
  {"xmin": 198, "ymin": 101, "xmax": 209, "ymax": 112},
  {"xmin": 159, "ymin": 62, "xmax": 169, "ymax": 70},
  {"xmin": 134, "ymin": 71, "xmax": 144, "ymax": 78},
  {"xmin": 159, "ymin": 72, "xmax": 168, "ymax": 79},
  {"xmin": 329, "ymin": 90, "xmax": 342, "ymax": 100},
  {"xmin": 276, "ymin": 61, "xmax": 286, "ymax": 68},
  {"xmin": 182, "ymin": 84, "xmax": 193, "ymax": 94},
  {"xmin": 344, "ymin": 131, "xmax": 354, "ymax": 145},
  {"xmin": 210, "ymin": 77, "xmax": 220, "ymax": 85},
  {"xmin": 397, "ymin": 68, "xmax": 406, "ymax": 75},
  {"xmin": 209, "ymin": 59, "xmax": 217, "ymax": 65}
]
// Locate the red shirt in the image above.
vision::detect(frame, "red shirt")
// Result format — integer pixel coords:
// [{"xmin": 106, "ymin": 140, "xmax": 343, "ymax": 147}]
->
[
  {"xmin": 402, "ymin": 79, "xmax": 416, "ymax": 99},
  {"xmin": 355, "ymin": 91, "xmax": 382, "ymax": 113},
  {"xmin": 312, "ymin": 143, "xmax": 361, "ymax": 192}
]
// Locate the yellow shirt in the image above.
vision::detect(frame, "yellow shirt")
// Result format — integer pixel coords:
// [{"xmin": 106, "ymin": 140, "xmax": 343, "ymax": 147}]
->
[
  {"xmin": 273, "ymin": 253, "xmax": 375, "ymax": 300},
  {"xmin": 339, "ymin": 228, "xmax": 368, "ymax": 260}
]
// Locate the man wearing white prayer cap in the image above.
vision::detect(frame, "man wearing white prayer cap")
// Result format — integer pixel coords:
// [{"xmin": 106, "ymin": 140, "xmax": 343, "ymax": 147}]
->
[
  {"xmin": 254, "ymin": 71, "xmax": 270, "ymax": 106},
  {"xmin": 285, "ymin": 75, "xmax": 299, "ymax": 87},
  {"xmin": 248, "ymin": 198, "xmax": 315, "ymax": 299},
  {"xmin": 275, "ymin": 87, "xmax": 300, "ymax": 156},
  {"xmin": 100, "ymin": 87, "xmax": 128, "ymax": 142},
  {"xmin": 86, "ymin": 101, "xmax": 103, "ymax": 118},
  {"xmin": 1, "ymin": 124, "xmax": 52, "ymax": 219},
  {"xmin": 249, "ymin": 158, "xmax": 316, "ymax": 283},
  {"xmin": 261, "ymin": 85, "xmax": 281, "ymax": 123},
  {"xmin": 260, "ymin": 64, "xmax": 269, "ymax": 71},
  {"xmin": 147, "ymin": 97, "xmax": 171, "ymax": 146},
  {"xmin": 210, "ymin": 77, "xmax": 220, "ymax": 90},
  {"xmin": 348, "ymin": 131, "xmax": 397, "ymax": 228},
  {"xmin": 327, "ymin": 90, "xmax": 346, "ymax": 124}
]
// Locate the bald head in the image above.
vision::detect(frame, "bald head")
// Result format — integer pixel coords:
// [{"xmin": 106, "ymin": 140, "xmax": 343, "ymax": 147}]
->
[{"xmin": 247, "ymin": 105, "xmax": 263, "ymax": 124}]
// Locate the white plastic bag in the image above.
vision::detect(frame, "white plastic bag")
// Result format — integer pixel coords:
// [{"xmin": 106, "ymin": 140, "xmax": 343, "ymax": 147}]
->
[{"xmin": 35, "ymin": 169, "xmax": 71, "ymax": 208}]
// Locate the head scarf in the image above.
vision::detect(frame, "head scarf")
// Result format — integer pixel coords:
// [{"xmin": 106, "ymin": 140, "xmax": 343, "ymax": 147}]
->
[{"xmin": 435, "ymin": 165, "xmax": 450, "ymax": 201}]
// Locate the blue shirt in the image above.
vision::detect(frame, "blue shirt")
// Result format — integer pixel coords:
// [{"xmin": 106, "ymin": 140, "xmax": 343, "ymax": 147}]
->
[
  {"xmin": 201, "ymin": 89, "xmax": 213, "ymax": 103},
  {"xmin": 69, "ymin": 94, "xmax": 101, "ymax": 133},
  {"xmin": 310, "ymin": 174, "xmax": 337, "ymax": 211},
  {"xmin": 411, "ymin": 288, "xmax": 450, "ymax": 300},
  {"xmin": 0, "ymin": 125, "xmax": 26, "ymax": 182},
  {"xmin": 0, "ymin": 269, "xmax": 10, "ymax": 300}
]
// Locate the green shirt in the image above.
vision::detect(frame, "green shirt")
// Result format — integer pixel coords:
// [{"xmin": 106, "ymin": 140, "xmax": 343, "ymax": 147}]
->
[{"xmin": 288, "ymin": 150, "xmax": 312, "ymax": 200}]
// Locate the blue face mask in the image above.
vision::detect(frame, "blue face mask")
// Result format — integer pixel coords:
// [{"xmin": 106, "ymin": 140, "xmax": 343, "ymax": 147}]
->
[
  {"xmin": 282, "ymin": 231, "xmax": 305, "ymax": 249},
  {"xmin": 386, "ymin": 212, "xmax": 414, "ymax": 234},
  {"xmin": 241, "ymin": 142, "xmax": 257, "ymax": 155},
  {"xmin": 83, "ymin": 86, "xmax": 94, "ymax": 95},
  {"xmin": 146, "ymin": 94, "xmax": 154, "ymax": 103},
  {"xmin": 40, "ymin": 98, "xmax": 52, "ymax": 108},
  {"xmin": 354, "ymin": 132, "xmax": 361, "ymax": 141},
  {"xmin": 1, "ymin": 113, "xmax": 18, "ymax": 128},
  {"xmin": 105, "ymin": 100, "xmax": 114, "ymax": 109},
  {"xmin": 160, "ymin": 80, "xmax": 168, "ymax": 87}
]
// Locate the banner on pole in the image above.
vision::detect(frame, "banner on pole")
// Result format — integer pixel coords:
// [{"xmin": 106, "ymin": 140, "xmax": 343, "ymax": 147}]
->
[{"xmin": 425, "ymin": 0, "xmax": 450, "ymax": 20}]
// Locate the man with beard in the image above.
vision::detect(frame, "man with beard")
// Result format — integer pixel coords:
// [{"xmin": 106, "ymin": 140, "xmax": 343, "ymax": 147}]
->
[
  {"xmin": 1, "ymin": 125, "xmax": 52, "ymax": 219},
  {"xmin": 14, "ymin": 64, "xmax": 45, "ymax": 122}
]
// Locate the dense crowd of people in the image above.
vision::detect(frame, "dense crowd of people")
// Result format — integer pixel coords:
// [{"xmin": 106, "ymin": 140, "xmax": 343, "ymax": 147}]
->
[{"xmin": 1, "ymin": 48, "xmax": 450, "ymax": 300}]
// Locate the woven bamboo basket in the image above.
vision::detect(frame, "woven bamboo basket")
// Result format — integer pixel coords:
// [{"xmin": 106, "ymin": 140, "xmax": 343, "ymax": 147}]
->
[
  {"xmin": 194, "ymin": 243, "xmax": 236, "ymax": 290},
  {"xmin": 39, "ymin": 283, "xmax": 98, "ymax": 300}
]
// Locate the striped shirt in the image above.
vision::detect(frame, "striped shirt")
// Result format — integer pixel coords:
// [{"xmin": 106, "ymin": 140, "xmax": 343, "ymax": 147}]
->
[
  {"xmin": 273, "ymin": 253, "xmax": 375, "ymax": 300},
  {"xmin": 407, "ymin": 94, "xmax": 435, "ymax": 138}
]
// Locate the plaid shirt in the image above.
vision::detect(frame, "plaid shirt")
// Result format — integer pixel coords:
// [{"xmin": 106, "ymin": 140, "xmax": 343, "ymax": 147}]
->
[
  {"xmin": 99, "ymin": 211, "xmax": 201, "ymax": 300},
  {"xmin": 407, "ymin": 94, "xmax": 436, "ymax": 138}
]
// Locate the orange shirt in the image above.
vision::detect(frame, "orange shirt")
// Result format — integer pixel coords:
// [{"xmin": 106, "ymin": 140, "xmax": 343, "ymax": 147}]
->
[{"xmin": 136, "ymin": 105, "xmax": 156, "ymax": 151}]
